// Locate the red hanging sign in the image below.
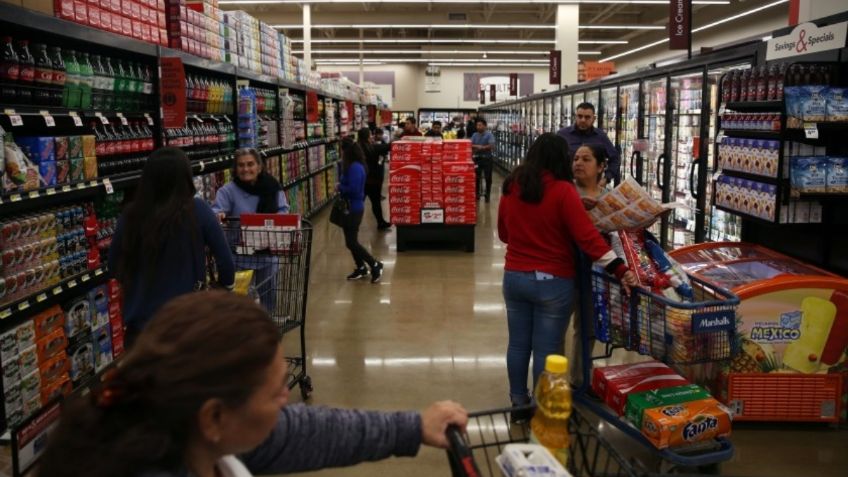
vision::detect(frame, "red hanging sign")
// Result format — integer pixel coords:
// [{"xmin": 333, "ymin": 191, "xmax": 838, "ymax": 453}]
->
[
  {"xmin": 669, "ymin": 0, "xmax": 692, "ymax": 50},
  {"xmin": 489, "ymin": 84, "xmax": 496, "ymax": 102},
  {"xmin": 159, "ymin": 57, "xmax": 186, "ymax": 128},
  {"xmin": 345, "ymin": 100, "xmax": 354, "ymax": 124},
  {"xmin": 509, "ymin": 73, "xmax": 518, "ymax": 96},
  {"xmin": 549, "ymin": 50, "xmax": 561, "ymax": 85},
  {"xmin": 380, "ymin": 110, "xmax": 392, "ymax": 126},
  {"xmin": 306, "ymin": 91, "xmax": 319, "ymax": 122},
  {"xmin": 479, "ymin": 89, "xmax": 486, "ymax": 105}
]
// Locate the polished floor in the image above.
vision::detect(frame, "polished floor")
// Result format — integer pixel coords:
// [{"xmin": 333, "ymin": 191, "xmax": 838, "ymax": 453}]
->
[{"xmin": 285, "ymin": 177, "xmax": 848, "ymax": 477}]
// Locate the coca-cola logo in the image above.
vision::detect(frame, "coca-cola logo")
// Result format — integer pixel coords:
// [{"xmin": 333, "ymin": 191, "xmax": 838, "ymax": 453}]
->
[
  {"xmin": 445, "ymin": 176, "xmax": 468, "ymax": 184},
  {"xmin": 52, "ymin": 72, "xmax": 66, "ymax": 84},
  {"xmin": 2, "ymin": 64, "xmax": 20, "ymax": 80},
  {"xmin": 19, "ymin": 66, "xmax": 35, "ymax": 81},
  {"xmin": 35, "ymin": 69, "xmax": 53, "ymax": 83},
  {"xmin": 445, "ymin": 206, "xmax": 468, "ymax": 214},
  {"xmin": 390, "ymin": 206, "xmax": 415, "ymax": 214}
]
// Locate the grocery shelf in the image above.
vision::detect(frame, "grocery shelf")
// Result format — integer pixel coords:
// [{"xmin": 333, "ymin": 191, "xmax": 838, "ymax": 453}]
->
[
  {"xmin": 0, "ymin": 267, "xmax": 109, "ymax": 327},
  {"xmin": 718, "ymin": 169, "xmax": 780, "ymax": 184},
  {"xmin": 714, "ymin": 205, "xmax": 778, "ymax": 225},
  {"xmin": 720, "ymin": 129, "xmax": 782, "ymax": 140},
  {"xmin": 261, "ymin": 137, "xmax": 340, "ymax": 157},
  {"xmin": 305, "ymin": 194, "xmax": 338, "ymax": 220},
  {"xmin": 724, "ymin": 100, "xmax": 783, "ymax": 112},
  {"xmin": 237, "ymin": 68, "xmax": 281, "ymax": 87},
  {"xmin": 158, "ymin": 47, "xmax": 237, "ymax": 76},
  {"xmin": 283, "ymin": 160, "xmax": 341, "ymax": 189}
]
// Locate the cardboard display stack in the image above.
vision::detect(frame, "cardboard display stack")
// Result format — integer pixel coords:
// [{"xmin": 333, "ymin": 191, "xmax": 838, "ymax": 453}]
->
[
  {"xmin": 166, "ymin": 0, "xmax": 225, "ymax": 61},
  {"xmin": 54, "ymin": 0, "xmax": 168, "ymax": 47},
  {"xmin": 389, "ymin": 139, "xmax": 476, "ymax": 226}
]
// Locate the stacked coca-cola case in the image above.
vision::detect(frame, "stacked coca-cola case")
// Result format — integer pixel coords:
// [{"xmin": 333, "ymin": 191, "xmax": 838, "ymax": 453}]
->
[{"xmin": 388, "ymin": 139, "xmax": 476, "ymax": 226}]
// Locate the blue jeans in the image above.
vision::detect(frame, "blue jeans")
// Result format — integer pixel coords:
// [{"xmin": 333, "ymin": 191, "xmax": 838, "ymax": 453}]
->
[{"xmin": 503, "ymin": 270, "xmax": 575, "ymax": 404}]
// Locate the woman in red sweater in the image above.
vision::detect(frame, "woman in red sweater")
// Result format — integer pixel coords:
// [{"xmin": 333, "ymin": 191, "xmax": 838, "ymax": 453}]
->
[{"xmin": 497, "ymin": 133, "xmax": 637, "ymax": 411}]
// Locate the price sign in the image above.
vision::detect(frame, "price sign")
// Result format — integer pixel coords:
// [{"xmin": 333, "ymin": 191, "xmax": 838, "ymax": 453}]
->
[
  {"xmin": 96, "ymin": 113, "xmax": 109, "ymax": 125},
  {"xmin": 28, "ymin": 191, "xmax": 39, "ymax": 199},
  {"xmin": 10, "ymin": 194, "xmax": 22, "ymax": 202},
  {"xmin": 62, "ymin": 185, "xmax": 72, "ymax": 192},
  {"xmin": 144, "ymin": 113, "xmax": 154, "ymax": 126},
  {"xmin": 53, "ymin": 286, "xmax": 63, "ymax": 295},
  {"xmin": 804, "ymin": 122, "xmax": 819, "ymax": 139},
  {"xmin": 10, "ymin": 114, "xmax": 23, "ymax": 126},
  {"xmin": 77, "ymin": 183, "xmax": 87, "ymax": 190},
  {"xmin": 117, "ymin": 113, "xmax": 128, "ymax": 126},
  {"xmin": 81, "ymin": 274, "xmax": 90, "ymax": 282},
  {"xmin": 41, "ymin": 111, "xmax": 55, "ymax": 127},
  {"xmin": 68, "ymin": 280, "xmax": 77, "ymax": 288},
  {"xmin": 46, "ymin": 188, "xmax": 56, "ymax": 196},
  {"xmin": 36, "ymin": 293, "xmax": 48, "ymax": 303},
  {"xmin": 198, "ymin": 161, "xmax": 205, "ymax": 172},
  {"xmin": 94, "ymin": 269, "xmax": 103, "ymax": 276},
  {"xmin": 70, "ymin": 111, "xmax": 83, "ymax": 127},
  {"xmin": 103, "ymin": 178, "xmax": 114, "ymax": 194},
  {"xmin": 0, "ymin": 309, "xmax": 10, "ymax": 320},
  {"xmin": 17, "ymin": 302, "xmax": 29, "ymax": 311}
]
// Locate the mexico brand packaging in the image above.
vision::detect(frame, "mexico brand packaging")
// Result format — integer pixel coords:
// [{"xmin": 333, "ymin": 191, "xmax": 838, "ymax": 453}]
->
[
  {"xmin": 641, "ymin": 397, "xmax": 732, "ymax": 449},
  {"xmin": 625, "ymin": 384, "xmax": 712, "ymax": 430}
]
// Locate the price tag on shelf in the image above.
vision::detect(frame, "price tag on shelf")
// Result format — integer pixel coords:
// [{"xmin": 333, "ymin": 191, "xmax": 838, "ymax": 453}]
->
[
  {"xmin": 9, "ymin": 114, "xmax": 23, "ymax": 127},
  {"xmin": 70, "ymin": 111, "xmax": 83, "ymax": 127},
  {"xmin": 94, "ymin": 269, "xmax": 103, "ymax": 276},
  {"xmin": 804, "ymin": 122, "xmax": 819, "ymax": 139},
  {"xmin": 18, "ymin": 301, "xmax": 29, "ymax": 312},
  {"xmin": 28, "ymin": 191, "xmax": 39, "ymax": 199},
  {"xmin": 198, "ymin": 161, "xmax": 205, "ymax": 172},
  {"xmin": 0, "ymin": 309, "xmax": 10, "ymax": 320},
  {"xmin": 144, "ymin": 113, "xmax": 154, "ymax": 126},
  {"xmin": 36, "ymin": 293, "xmax": 48, "ymax": 303},
  {"xmin": 46, "ymin": 188, "xmax": 56, "ymax": 196},
  {"xmin": 117, "ymin": 113, "xmax": 128, "ymax": 126},
  {"xmin": 9, "ymin": 194, "xmax": 21, "ymax": 202},
  {"xmin": 62, "ymin": 185, "xmax": 72, "ymax": 192},
  {"xmin": 95, "ymin": 112, "xmax": 109, "ymax": 125},
  {"xmin": 53, "ymin": 286, "xmax": 63, "ymax": 295},
  {"xmin": 81, "ymin": 274, "xmax": 90, "ymax": 283},
  {"xmin": 89, "ymin": 180, "xmax": 98, "ymax": 188},
  {"xmin": 103, "ymin": 178, "xmax": 114, "ymax": 194},
  {"xmin": 41, "ymin": 111, "xmax": 55, "ymax": 127},
  {"xmin": 77, "ymin": 183, "xmax": 87, "ymax": 190},
  {"xmin": 68, "ymin": 279, "xmax": 77, "ymax": 288}
]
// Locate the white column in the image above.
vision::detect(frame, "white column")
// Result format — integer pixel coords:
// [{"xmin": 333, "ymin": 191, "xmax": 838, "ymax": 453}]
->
[
  {"xmin": 303, "ymin": 4, "xmax": 312, "ymax": 70},
  {"xmin": 359, "ymin": 28, "xmax": 365, "ymax": 85},
  {"xmin": 555, "ymin": 5, "xmax": 579, "ymax": 87}
]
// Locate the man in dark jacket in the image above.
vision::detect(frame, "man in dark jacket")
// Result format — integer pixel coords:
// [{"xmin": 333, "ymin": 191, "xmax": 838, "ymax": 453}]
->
[
  {"xmin": 557, "ymin": 102, "xmax": 621, "ymax": 185},
  {"xmin": 425, "ymin": 121, "xmax": 443, "ymax": 138}
]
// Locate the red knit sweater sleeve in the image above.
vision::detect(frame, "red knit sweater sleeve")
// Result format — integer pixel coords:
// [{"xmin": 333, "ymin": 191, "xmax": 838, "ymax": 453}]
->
[
  {"xmin": 497, "ymin": 196, "xmax": 509, "ymax": 243},
  {"xmin": 559, "ymin": 183, "xmax": 613, "ymax": 261}
]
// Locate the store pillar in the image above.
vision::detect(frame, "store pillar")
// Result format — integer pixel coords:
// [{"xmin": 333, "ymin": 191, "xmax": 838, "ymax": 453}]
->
[
  {"xmin": 303, "ymin": 3, "xmax": 312, "ymax": 70},
  {"xmin": 555, "ymin": 4, "xmax": 579, "ymax": 86}
]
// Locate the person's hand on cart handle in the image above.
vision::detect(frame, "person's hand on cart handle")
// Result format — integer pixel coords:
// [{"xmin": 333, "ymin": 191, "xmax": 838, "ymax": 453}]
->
[
  {"xmin": 217, "ymin": 212, "xmax": 226, "ymax": 223},
  {"xmin": 620, "ymin": 270, "xmax": 639, "ymax": 296},
  {"xmin": 421, "ymin": 400, "xmax": 468, "ymax": 449}
]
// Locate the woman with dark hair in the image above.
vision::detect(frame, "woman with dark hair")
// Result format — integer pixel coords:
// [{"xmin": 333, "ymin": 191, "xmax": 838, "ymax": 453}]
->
[
  {"xmin": 37, "ymin": 291, "xmax": 468, "ymax": 477},
  {"xmin": 357, "ymin": 127, "xmax": 392, "ymax": 230},
  {"xmin": 108, "ymin": 147, "xmax": 235, "ymax": 344},
  {"xmin": 212, "ymin": 148, "xmax": 289, "ymax": 219},
  {"xmin": 497, "ymin": 133, "xmax": 637, "ymax": 415},
  {"xmin": 338, "ymin": 138, "xmax": 384, "ymax": 283},
  {"xmin": 572, "ymin": 144, "xmax": 609, "ymax": 210}
]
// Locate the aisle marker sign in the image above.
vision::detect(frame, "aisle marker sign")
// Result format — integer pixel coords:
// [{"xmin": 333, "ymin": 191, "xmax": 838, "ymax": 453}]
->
[
  {"xmin": 509, "ymin": 74, "xmax": 518, "ymax": 96},
  {"xmin": 490, "ymin": 84, "xmax": 496, "ymax": 102},
  {"xmin": 160, "ymin": 57, "xmax": 187, "ymax": 128},
  {"xmin": 669, "ymin": 0, "xmax": 692, "ymax": 51},
  {"xmin": 766, "ymin": 21, "xmax": 848, "ymax": 60},
  {"xmin": 549, "ymin": 50, "xmax": 561, "ymax": 85}
]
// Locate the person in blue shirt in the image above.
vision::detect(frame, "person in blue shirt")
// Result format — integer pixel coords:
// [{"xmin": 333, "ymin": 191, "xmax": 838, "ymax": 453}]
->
[
  {"xmin": 108, "ymin": 147, "xmax": 235, "ymax": 345},
  {"xmin": 338, "ymin": 138, "xmax": 384, "ymax": 283},
  {"xmin": 212, "ymin": 148, "xmax": 289, "ymax": 219},
  {"xmin": 471, "ymin": 118, "xmax": 496, "ymax": 202},
  {"xmin": 556, "ymin": 102, "xmax": 621, "ymax": 185}
]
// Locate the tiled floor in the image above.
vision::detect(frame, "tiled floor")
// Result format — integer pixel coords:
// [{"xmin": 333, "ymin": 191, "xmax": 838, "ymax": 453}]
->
[{"xmin": 285, "ymin": 177, "xmax": 848, "ymax": 477}]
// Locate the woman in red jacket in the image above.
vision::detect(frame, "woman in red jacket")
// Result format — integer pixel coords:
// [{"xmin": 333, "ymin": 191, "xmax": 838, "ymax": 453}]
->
[{"xmin": 497, "ymin": 133, "xmax": 637, "ymax": 412}]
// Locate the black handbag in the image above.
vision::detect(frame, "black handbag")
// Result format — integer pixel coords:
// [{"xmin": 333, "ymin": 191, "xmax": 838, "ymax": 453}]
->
[{"xmin": 329, "ymin": 196, "xmax": 351, "ymax": 227}]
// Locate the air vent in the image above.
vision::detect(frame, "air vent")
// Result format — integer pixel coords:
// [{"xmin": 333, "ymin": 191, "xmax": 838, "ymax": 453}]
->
[{"xmin": 448, "ymin": 13, "xmax": 467, "ymax": 21}]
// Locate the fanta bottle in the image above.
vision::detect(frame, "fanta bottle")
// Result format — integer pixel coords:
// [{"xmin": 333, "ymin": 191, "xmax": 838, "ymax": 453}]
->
[{"xmin": 530, "ymin": 355, "xmax": 572, "ymax": 467}]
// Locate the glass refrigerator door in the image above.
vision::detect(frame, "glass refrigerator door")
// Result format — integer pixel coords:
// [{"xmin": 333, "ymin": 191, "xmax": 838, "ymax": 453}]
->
[
  {"xmin": 706, "ymin": 63, "xmax": 751, "ymax": 243},
  {"xmin": 536, "ymin": 99, "xmax": 544, "ymax": 136},
  {"xmin": 553, "ymin": 96, "xmax": 562, "ymax": 132},
  {"xmin": 562, "ymin": 95, "xmax": 573, "ymax": 128},
  {"xmin": 574, "ymin": 91, "xmax": 586, "ymax": 111},
  {"xmin": 667, "ymin": 72, "xmax": 705, "ymax": 249},
  {"xmin": 600, "ymin": 86, "xmax": 618, "ymax": 144},
  {"xmin": 544, "ymin": 97, "xmax": 552, "ymax": 132},
  {"xmin": 641, "ymin": 77, "xmax": 668, "ymax": 239},
  {"xmin": 619, "ymin": 83, "xmax": 640, "ymax": 182},
  {"xmin": 586, "ymin": 89, "xmax": 600, "ymax": 112}
]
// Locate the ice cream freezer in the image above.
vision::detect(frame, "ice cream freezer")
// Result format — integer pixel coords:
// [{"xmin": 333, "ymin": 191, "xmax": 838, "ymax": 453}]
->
[{"xmin": 669, "ymin": 243, "xmax": 848, "ymax": 423}]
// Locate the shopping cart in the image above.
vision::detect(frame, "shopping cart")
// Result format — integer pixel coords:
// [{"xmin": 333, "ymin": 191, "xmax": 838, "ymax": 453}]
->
[
  {"xmin": 446, "ymin": 405, "xmax": 643, "ymax": 477},
  {"xmin": 213, "ymin": 217, "xmax": 315, "ymax": 400}
]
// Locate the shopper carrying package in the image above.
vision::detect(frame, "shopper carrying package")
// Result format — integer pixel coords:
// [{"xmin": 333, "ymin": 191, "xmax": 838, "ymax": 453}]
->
[
  {"xmin": 107, "ymin": 148, "xmax": 236, "ymax": 346},
  {"xmin": 556, "ymin": 103, "xmax": 621, "ymax": 185},
  {"xmin": 212, "ymin": 148, "xmax": 290, "ymax": 218},
  {"xmin": 337, "ymin": 138, "xmax": 384, "ymax": 283},
  {"xmin": 497, "ymin": 133, "xmax": 638, "ymax": 415},
  {"xmin": 36, "ymin": 291, "xmax": 468, "ymax": 477},
  {"xmin": 471, "ymin": 118, "xmax": 496, "ymax": 202},
  {"xmin": 357, "ymin": 127, "xmax": 392, "ymax": 231}
]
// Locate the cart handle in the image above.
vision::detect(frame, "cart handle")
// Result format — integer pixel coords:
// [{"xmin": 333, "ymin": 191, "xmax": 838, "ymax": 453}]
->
[{"xmin": 446, "ymin": 425, "xmax": 482, "ymax": 477}]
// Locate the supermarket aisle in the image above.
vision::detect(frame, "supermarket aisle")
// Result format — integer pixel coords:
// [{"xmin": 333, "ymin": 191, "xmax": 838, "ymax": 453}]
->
[{"xmin": 284, "ymin": 175, "xmax": 848, "ymax": 477}]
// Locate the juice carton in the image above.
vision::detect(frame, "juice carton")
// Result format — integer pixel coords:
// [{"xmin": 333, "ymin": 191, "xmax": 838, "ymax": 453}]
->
[
  {"xmin": 640, "ymin": 397, "xmax": 732, "ymax": 449},
  {"xmin": 625, "ymin": 384, "xmax": 712, "ymax": 430}
]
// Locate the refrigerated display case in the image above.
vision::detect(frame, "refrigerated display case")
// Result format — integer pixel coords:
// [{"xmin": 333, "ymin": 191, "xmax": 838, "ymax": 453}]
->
[
  {"xmin": 618, "ymin": 83, "xmax": 641, "ymax": 183},
  {"xmin": 553, "ymin": 95, "xmax": 562, "ymax": 133},
  {"xmin": 586, "ymin": 89, "xmax": 600, "ymax": 111},
  {"xmin": 600, "ymin": 86, "xmax": 618, "ymax": 144},
  {"xmin": 417, "ymin": 109, "xmax": 475, "ymax": 129},
  {"xmin": 667, "ymin": 72, "xmax": 704, "ymax": 249},
  {"xmin": 562, "ymin": 94, "xmax": 573, "ymax": 129},
  {"xmin": 641, "ymin": 77, "xmax": 669, "ymax": 240},
  {"xmin": 670, "ymin": 243, "xmax": 848, "ymax": 423},
  {"xmin": 543, "ymin": 97, "xmax": 552, "ymax": 133}
]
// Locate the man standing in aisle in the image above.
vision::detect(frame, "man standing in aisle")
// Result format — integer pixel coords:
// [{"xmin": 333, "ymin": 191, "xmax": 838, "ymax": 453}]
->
[
  {"xmin": 471, "ymin": 118, "xmax": 495, "ymax": 203},
  {"xmin": 401, "ymin": 117, "xmax": 423, "ymax": 137},
  {"xmin": 557, "ymin": 102, "xmax": 620, "ymax": 185},
  {"xmin": 425, "ymin": 121, "xmax": 444, "ymax": 138}
]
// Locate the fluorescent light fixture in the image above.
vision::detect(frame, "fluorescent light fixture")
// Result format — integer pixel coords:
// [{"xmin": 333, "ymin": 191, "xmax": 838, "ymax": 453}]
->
[
  {"xmin": 290, "ymin": 39, "xmax": 557, "ymax": 44},
  {"xmin": 223, "ymin": 1, "xmax": 728, "ymax": 4},
  {"xmin": 578, "ymin": 40, "xmax": 629, "ymax": 44},
  {"xmin": 428, "ymin": 63, "xmax": 548, "ymax": 67},
  {"xmin": 578, "ymin": 25, "xmax": 666, "ymax": 30},
  {"xmin": 314, "ymin": 58, "xmax": 550, "ymax": 63},
  {"xmin": 599, "ymin": 0, "xmax": 788, "ymax": 62},
  {"xmin": 296, "ymin": 49, "xmax": 552, "ymax": 55},
  {"xmin": 276, "ymin": 23, "xmax": 663, "ymax": 30}
]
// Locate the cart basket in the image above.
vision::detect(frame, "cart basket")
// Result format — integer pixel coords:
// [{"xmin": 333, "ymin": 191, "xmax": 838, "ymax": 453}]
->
[{"xmin": 591, "ymin": 270, "xmax": 740, "ymax": 365}]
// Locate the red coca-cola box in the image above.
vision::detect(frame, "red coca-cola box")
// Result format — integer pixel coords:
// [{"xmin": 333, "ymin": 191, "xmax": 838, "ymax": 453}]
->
[
  {"xmin": 392, "ymin": 213, "xmax": 420, "ymax": 225},
  {"xmin": 120, "ymin": 0, "xmax": 131, "ymax": 16},
  {"xmin": 73, "ymin": 0, "xmax": 88, "ymax": 22},
  {"xmin": 160, "ymin": 27, "xmax": 167, "ymax": 45},
  {"xmin": 389, "ymin": 195, "xmax": 419, "ymax": 206},
  {"xmin": 97, "ymin": 0, "xmax": 109, "ymax": 11},
  {"xmin": 443, "ymin": 184, "xmax": 474, "ymax": 196},
  {"xmin": 111, "ymin": 325, "xmax": 125, "ymax": 359},
  {"xmin": 139, "ymin": 4, "xmax": 149, "ymax": 23},
  {"xmin": 130, "ymin": 0, "xmax": 140, "ymax": 19},
  {"xmin": 150, "ymin": 25, "xmax": 160, "ymax": 43},
  {"xmin": 131, "ymin": 18, "xmax": 142, "ymax": 37},
  {"xmin": 99, "ymin": 10, "xmax": 112, "ymax": 30},
  {"xmin": 592, "ymin": 362, "xmax": 688, "ymax": 415},
  {"xmin": 443, "ymin": 174, "xmax": 474, "ymax": 185},
  {"xmin": 56, "ymin": 0, "xmax": 75, "ymax": 20},
  {"xmin": 444, "ymin": 205, "xmax": 474, "ymax": 215},
  {"xmin": 121, "ymin": 15, "xmax": 132, "ymax": 35},
  {"xmin": 389, "ymin": 184, "xmax": 420, "ymax": 196},
  {"xmin": 445, "ymin": 213, "xmax": 476, "ymax": 225},
  {"xmin": 390, "ymin": 204, "xmax": 420, "ymax": 215},
  {"xmin": 141, "ymin": 22, "xmax": 151, "ymax": 41},
  {"xmin": 443, "ymin": 162, "xmax": 476, "ymax": 174},
  {"xmin": 158, "ymin": 10, "xmax": 166, "ymax": 27},
  {"xmin": 158, "ymin": 0, "xmax": 165, "ymax": 11},
  {"xmin": 109, "ymin": 0, "xmax": 120, "ymax": 12}
]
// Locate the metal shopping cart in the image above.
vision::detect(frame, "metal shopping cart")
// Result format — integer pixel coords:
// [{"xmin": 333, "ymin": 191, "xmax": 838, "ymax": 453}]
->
[
  {"xmin": 212, "ymin": 217, "xmax": 315, "ymax": 400},
  {"xmin": 446, "ymin": 405, "xmax": 643, "ymax": 477}
]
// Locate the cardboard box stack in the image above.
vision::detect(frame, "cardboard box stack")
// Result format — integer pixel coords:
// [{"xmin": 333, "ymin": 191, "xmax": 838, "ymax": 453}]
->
[
  {"xmin": 442, "ymin": 140, "xmax": 476, "ymax": 225},
  {"xmin": 54, "ymin": 0, "xmax": 168, "ymax": 47},
  {"xmin": 223, "ymin": 10, "xmax": 260, "ymax": 73},
  {"xmin": 164, "ymin": 0, "xmax": 225, "ymax": 61},
  {"xmin": 280, "ymin": 33, "xmax": 295, "ymax": 82},
  {"xmin": 389, "ymin": 141, "xmax": 423, "ymax": 225},
  {"xmin": 591, "ymin": 361, "xmax": 689, "ymax": 415},
  {"xmin": 420, "ymin": 141, "xmax": 442, "ymax": 208},
  {"xmin": 259, "ymin": 21, "xmax": 282, "ymax": 77}
]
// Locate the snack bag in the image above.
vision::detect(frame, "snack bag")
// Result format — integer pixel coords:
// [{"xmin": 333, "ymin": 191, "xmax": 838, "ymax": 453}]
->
[
  {"xmin": 784, "ymin": 85, "xmax": 804, "ymax": 128},
  {"xmin": 827, "ymin": 88, "xmax": 848, "ymax": 122},
  {"xmin": 791, "ymin": 156, "xmax": 827, "ymax": 194},
  {"xmin": 826, "ymin": 157, "xmax": 848, "ymax": 193},
  {"xmin": 641, "ymin": 397, "xmax": 733, "ymax": 449},
  {"xmin": 801, "ymin": 85, "xmax": 828, "ymax": 123}
]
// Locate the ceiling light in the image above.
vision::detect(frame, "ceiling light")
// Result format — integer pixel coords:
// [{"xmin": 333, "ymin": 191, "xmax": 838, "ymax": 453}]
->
[
  {"xmin": 314, "ymin": 58, "xmax": 551, "ymax": 63},
  {"xmin": 295, "ymin": 49, "xmax": 553, "ymax": 55},
  {"xmin": 223, "ymin": 1, "xmax": 728, "ymax": 4},
  {"xmin": 427, "ymin": 63, "xmax": 550, "ymax": 67},
  {"xmin": 599, "ymin": 0, "xmax": 788, "ymax": 63},
  {"xmin": 287, "ymin": 38, "xmax": 625, "ymax": 45},
  {"xmin": 276, "ymin": 24, "xmax": 666, "ymax": 30},
  {"xmin": 578, "ymin": 25, "xmax": 666, "ymax": 30}
]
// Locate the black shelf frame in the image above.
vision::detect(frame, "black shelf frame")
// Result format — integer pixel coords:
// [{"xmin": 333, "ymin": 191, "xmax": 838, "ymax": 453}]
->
[
  {"xmin": 718, "ymin": 169, "xmax": 780, "ymax": 184},
  {"xmin": 724, "ymin": 100, "xmax": 783, "ymax": 112},
  {"xmin": 720, "ymin": 129, "xmax": 782, "ymax": 140}
]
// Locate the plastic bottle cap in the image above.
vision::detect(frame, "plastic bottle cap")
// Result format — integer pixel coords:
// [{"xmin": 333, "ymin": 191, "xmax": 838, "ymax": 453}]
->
[{"xmin": 545, "ymin": 355, "xmax": 568, "ymax": 374}]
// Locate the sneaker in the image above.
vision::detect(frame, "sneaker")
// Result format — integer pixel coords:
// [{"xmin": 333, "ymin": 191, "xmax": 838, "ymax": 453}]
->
[
  {"xmin": 346, "ymin": 267, "xmax": 369, "ymax": 280},
  {"xmin": 370, "ymin": 262, "xmax": 384, "ymax": 283}
]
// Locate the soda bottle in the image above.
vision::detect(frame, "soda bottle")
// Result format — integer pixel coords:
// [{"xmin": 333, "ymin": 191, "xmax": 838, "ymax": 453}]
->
[
  {"xmin": 90, "ymin": 55, "xmax": 105, "ymax": 110},
  {"xmin": 78, "ymin": 52, "xmax": 94, "ymax": 110},
  {"xmin": 766, "ymin": 64, "xmax": 778, "ymax": 101},
  {"xmin": 113, "ymin": 60, "xmax": 127, "ymax": 111},
  {"xmin": 131, "ymin": 62, "xmax": 144, "ymax": 110},
  {"xmin": 49, "ymin": 46, "xmax": 65, "ymax": 107},
  {"xmin": 185, "ymin": 75, "xmax": 195, "ymax": 112},
  {"xmin": 32, "ymin": 43, "xmax": 53, "ymax": 106},
  {"xmin": 755, "ymin": 65, "xmax": 768, "ymax": 102},
  {"xmin": 142, "ymin": 64, "xmax": 154, "ymax": 109},
  {"xmin": 530, "ymin": 355, "xmax": 572, "ymax": 467},
  {"xmin": 1, "ymin": 36, "xmax": 20, "ymax": 103},
  {"xmin": 775, "ymin": 63, "xmax": 787, "ymax": 101},
  {"xmin": 16, "ymin": 39, "xmax": 35, "ymax": 104},
  {"xmin": 746, "ymin": 66, "xmax": 759, "ymax": 102},
  {"xmin": 101, "ymin": 56, "xmax": 116, "ymax": 110},
  {"xmin": 63, "ymin": 50, "xmax": 81, "ymax": 109},
  {"xmin": 728, "ymin": 69, "xmax": 739, "ymax": 103},
  {"xmin": 739, "ymin": 69, "xmax": 750, "ymax": 102}
]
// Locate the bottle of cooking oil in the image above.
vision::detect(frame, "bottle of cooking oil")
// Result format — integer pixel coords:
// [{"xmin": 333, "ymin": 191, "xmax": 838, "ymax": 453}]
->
[{"xmin": 529, "ymin": 354, "xmax": 572, "ymax": 467}]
